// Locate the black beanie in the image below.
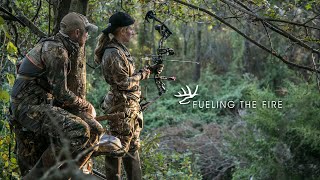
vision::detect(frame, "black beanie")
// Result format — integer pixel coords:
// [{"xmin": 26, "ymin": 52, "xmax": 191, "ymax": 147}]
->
[{"xmin": 102, "ymin": 12, "xmax": 135, "ymax": 35}]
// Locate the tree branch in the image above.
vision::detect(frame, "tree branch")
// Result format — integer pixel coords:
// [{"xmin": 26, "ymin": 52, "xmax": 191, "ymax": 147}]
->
[
  {"xmin": 11, "ymin": 23, "xmax": 23, "ymax": 56},
  {"xmin": 303, "ymin": 13, "xmax": 320, "ymax": 25},
  {"xmin": 261, "ymin": 18, "xmax": 320, "ymax": 31},
  {"xmin": 0, "ymin": 6, "xmax": 25, "ymax": 25},
  {"xmin": 10, "ymin": 0, "xmax": 46, "ymax": 37},
  {"xmin": 311, "ymin": 53, "xmax": 320, "ymax": 92},
  {"xmin": 172, "ymin": 0, "xmax": 320, "ymax": 73},
  {"xmin": 220, "ymin": 0, "xmax": 320, "ymax": 54},
  {"xmin": 31, "ymin": 0, "xmax": 42, "ymax": 22},
  {"xmin": 261, "ymin": 21, "xmax": 273, "ymax": 51}
]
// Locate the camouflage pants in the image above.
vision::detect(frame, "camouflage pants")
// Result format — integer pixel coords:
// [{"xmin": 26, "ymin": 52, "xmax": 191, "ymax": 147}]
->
[
  {"xmin": 107, "ymin": 99, "xmax": 143, "ymax": 153},
  {"xmin": 105, "ymin": 104, "xmax": 143, "ymax": 180},
  {"xmin": 13, "ymin": 104, "xmax": 103, "ymax": 175},
  {"xmin": 14, "ymin": 128, "xmax": 48, "ymax": 176}
]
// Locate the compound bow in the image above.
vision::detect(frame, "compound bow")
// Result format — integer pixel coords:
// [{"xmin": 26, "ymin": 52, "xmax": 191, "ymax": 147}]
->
[
  {"xmin": 145, "ymin": 10, "xmax": 176, "ymax": 96},
  {"xmin": 142, "ymin": 10, "xmax": 199, "ymax": 111}
]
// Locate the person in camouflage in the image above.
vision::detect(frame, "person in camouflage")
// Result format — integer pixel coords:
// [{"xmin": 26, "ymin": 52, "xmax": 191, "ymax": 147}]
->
[
  {"xmin": 94, "ymin": 12, "xmax": 163, "ymax": 180},
  {"xmin": 9, "ymin": 12, "xmax": 104, "ymax": 179}
]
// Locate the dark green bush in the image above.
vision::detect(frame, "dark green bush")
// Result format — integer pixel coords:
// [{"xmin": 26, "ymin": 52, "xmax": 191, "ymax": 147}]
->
[{"xmin": 227, "ymin": 82, "xmax": 320, "ymax": 180}]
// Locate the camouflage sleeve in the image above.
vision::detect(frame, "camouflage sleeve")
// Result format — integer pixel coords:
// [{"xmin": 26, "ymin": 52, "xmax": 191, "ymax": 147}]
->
[
  {"xmin": 102, "ymin": 49, "xmax": 141, "ymax": 91},
  {"xmin": 43, "ymin": 46, "xmax": 90, "ymax": 109}
]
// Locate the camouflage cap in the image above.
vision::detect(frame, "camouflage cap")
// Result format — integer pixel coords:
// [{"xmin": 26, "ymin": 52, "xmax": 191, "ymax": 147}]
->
[{"xmin": 60, "ymin": 12, "xmax": 98, "ymax": 34}]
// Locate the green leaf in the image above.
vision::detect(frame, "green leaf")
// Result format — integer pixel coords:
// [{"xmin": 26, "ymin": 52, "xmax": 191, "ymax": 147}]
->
[
  {"xmin": 0, "ymin": 23, "xmax": 11, "ymax": 39},
  {"xmin": 0, "ymin": 16, "xmax": 4, "ymax": 25},
  {"xmin": 305, "ymin": 3, "xmax": 312, "ymax": 10},
  {"xmin": 0, "ymin": 16, "xmax": 11, "ymax": 39},
  {"xmin": 7, "ymin": 55, "xmax": 17, "ymax": 65},
  {"xmin": 0, "ymin": 90, "xmax": 10, "ymax": 103},
  {"xmin": 4, "ymin": 161, "xmax": 9, "ymax": 167},
  {"xmin": 10, "ymin": 157, "xmax": 17, "ymax": 164},
  {"xmin": 6, "ymin": 73, "xmax": 15, "ymax": 87},
  {"xmin": 5, "ymin": 32, "xmax": 11, "ymax": 39},
  {"xmin": 12, "ymin": 172, "xmax": 20, "ymax": 178},
  {"xmin": 6, "ymin": 41, "xmax": 17, "ymax": 55}
]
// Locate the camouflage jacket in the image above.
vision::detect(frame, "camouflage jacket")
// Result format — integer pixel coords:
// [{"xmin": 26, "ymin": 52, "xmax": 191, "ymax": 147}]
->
[
  {"xmin": 101, "ymin": 39, "xmax": 142, "ymax": 111},
  {"xmin": 10, "ymin": 33, "xmax": 90, "ymax": 130}
]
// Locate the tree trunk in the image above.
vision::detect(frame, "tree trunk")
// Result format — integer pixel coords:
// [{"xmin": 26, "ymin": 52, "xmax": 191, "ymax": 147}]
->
[
  {"xmin": 317, "ymin": 17, "xmax": 320, "ymax": 64},
  {"xmin": 194, "ymin": 22, "xmax": 201, "ymax": 82},
  {"xmin": 182, "ymin": 22, "xmax": 188, "ymax": 60},
  {"xmin": 53, "ymin": 0, "xmax": 71, "ymax": 34},
  {"xmin": 243, "ymin": 20, "xmax": 251, "ymax": 74},
  {"xmin": 51, "ymin": 0, "xmax": 88, "ymax": 103},
  {"xmin": 316, "ymin": 22, "xmax": 320, "ymax": 91},
  {"xmin": 69, "ymin": 0, "xmax": 89, "ymax": 15},
  {"xmin": 67, "ymin": 47, "xmax": 87, "ymax": 99},
  {"xmin": 138, "ymin": 21, "xmax": 149, "ymax": 67},
  {"xmin": 151, "ymin": 19, "xmax": 156, "ymax": 55},
  {"xmin": 66, "ymin": 0, "xmax": 89, "ymax": 99}
]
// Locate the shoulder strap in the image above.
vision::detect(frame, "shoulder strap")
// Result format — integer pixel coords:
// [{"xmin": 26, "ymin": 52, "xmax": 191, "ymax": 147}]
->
[
  {"xmin": 104, "ymin": 46, "xmax": 128, "ymax": 62},
  {"xmin": 104, "ymin": 46, "xmax": 121, "ymax": 51}
]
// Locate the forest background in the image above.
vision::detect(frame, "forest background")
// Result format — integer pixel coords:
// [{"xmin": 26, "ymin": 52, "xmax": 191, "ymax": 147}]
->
[{"xmin": 0, "ymin": 0, "xmax": 320, "ymax": 179}]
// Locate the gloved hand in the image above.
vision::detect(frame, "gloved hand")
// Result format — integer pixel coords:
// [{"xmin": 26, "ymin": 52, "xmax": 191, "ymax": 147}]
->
[
  {"xmin": 139, "ymin": 68, "xmax": 151, "ymax": 80},
  {"xmin": 87, "ymin": 103, "xmax": 97, "ymax": 118},
  {"xmin": 148, "ymin": 64, "xmax": 164, "ymax": 74}
]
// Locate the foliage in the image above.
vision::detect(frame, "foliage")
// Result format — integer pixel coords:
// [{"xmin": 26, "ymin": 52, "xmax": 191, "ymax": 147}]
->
[
  {"xmin": 0, "ymin": 120, "xmax": 20, "ymax": 180},
  {"xmin": 143, "ymin": 67, "xmax": 256, "ymax": 129},
  {"xmin": 0, "ymin": 16, "xmax": 20, "ymax": 179},
  {"xmin": 86, "ymin": 70, "xmax": 109, "ymax": 115},
  {"xmin": 140, "ymin": 133, "xmax": 202, "ymax": 180},
  {"xmin": 226, "ymin": 82, "xmax": 320, "ymax": 180},
  {"xmin": 92, "ymin": 133, "xmax": 202, "ymax": 179}
]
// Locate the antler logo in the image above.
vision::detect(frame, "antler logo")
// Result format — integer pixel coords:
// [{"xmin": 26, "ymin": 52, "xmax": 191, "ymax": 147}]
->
[{"xmin": 174, "ymin": 85, "xmax": 199, "ymax": 104}]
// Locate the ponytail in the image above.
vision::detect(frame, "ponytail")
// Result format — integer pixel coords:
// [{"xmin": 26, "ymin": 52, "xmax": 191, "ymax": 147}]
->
[
  {"xmin": 94, "ymin": 27, "xmax": 125, "ymax": 63},
  {"xmin": 94, "ymin": 33, "xmax": 112, "ymax": 63}
]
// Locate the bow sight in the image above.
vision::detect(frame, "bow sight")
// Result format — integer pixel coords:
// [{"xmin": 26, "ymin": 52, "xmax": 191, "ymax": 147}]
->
[{"xmin": 158, "ymin": 47, "xmax": 174, "ymax": 56}]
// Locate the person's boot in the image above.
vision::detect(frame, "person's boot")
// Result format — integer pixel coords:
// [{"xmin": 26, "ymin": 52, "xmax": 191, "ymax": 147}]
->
[
  {"xmin": 123, "ymin": 150, "xmax": 142, "ymax": 180},
  {"xmin": 105, "ymin": 156, "xmax": 121, "ymax": 180}
]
